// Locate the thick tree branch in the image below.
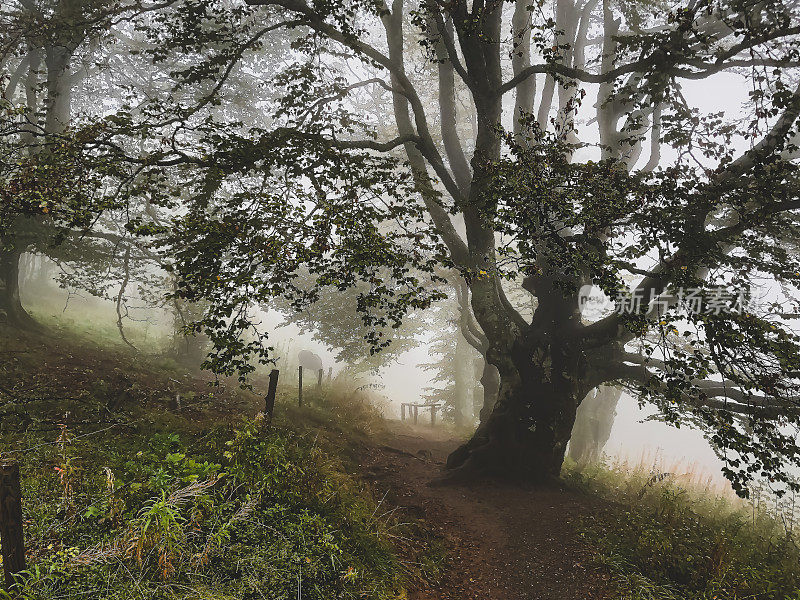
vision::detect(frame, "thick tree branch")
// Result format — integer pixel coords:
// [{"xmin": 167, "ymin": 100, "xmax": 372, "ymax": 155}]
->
[
  {"xmin": 499, "ymin": 25, "xmax": 800, "ymax": 95},
  {"xmin": 581, "ymin": 85, "xmax": 800, "ymax": 347},
  {"xmin": 454, "ymin": 277, "xmax": 489, "ymax": 352},
  {"xmin": 245, "ymin": 0, "xmax": 465, "ymax": 204},
  {"xmin": 608, "ymin": 361, "xmax": 798, "ymax": 417},
  {"xmin": 641, "ymin": 103, "xmax": 662, "ymax": 172},
  {"xmin": 3, "ymin": 53, "xmax": 29, "ymax": 99},
  {"xmin": 380, "ymin": 0, "xmax": 470, "ymax": 266},
  {"xmin": 511, "ymin": 0, "xmax": 534, "ymax": 140},
  {"xmin": 427, "ymin": 9, "xmax": 472, "ymax": 193},
  {"xmin": 425, "ymin": 1, "xmax": 475, "ymax": 93}
]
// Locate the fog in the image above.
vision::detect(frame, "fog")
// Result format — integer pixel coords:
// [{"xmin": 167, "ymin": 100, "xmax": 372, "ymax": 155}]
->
[
  {"xmin": 4, "ymin": 1, "xmax": 800, "ymax": 596},
  {"xmin": 21, "ymin": 265, "xmax": 729, "ymax": 487}
]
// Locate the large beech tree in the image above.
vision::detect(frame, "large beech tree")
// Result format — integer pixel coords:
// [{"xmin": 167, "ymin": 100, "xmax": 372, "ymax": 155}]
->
[{"xmin": 129, "ymin": 0, "xmax": 800, "ymax": 493}]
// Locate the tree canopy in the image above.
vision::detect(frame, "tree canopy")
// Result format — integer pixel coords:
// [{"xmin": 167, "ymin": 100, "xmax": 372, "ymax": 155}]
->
[{"xmin": 5, "ymin": 0, "xmax": 800, "ymax": 495}]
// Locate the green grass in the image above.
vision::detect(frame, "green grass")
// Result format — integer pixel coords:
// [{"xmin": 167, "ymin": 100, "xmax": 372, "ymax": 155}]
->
[
  {"xmin": 0, "ymin": 323, "xmax": 425, "ymax": 600},
  {"xmin": 22, "ymin": 286, "xmax": 175, "ymax": 353},
  {"xmin": 563, "ymin": 457, "xmax": 800, "ymax": 600},
  {"xmin": 22, "ymin": 307, "xmax": 800, "ymax": 600},
  {"xmin": 10, "ymin": 413, "xmax": 408, "ymax": 599}
]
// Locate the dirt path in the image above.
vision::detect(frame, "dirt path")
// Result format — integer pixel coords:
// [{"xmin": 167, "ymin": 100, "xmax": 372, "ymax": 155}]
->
[{"xmin": 358, "ymin": 421, "xmax": 613, "ymax": 600}]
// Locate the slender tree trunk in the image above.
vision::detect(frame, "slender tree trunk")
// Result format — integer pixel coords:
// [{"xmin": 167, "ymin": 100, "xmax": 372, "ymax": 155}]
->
[
  {"xmin": 567, "ymin": 386, "xmax": 622, "ymax": 465},
  {"xmin": 453, "ymin": 330, "xmax": 473, "ymax": 426},
  {"xmin": 35, "ymin": 255, "xmax": 53, "ymax": 287},
  {"xmin": 0, "ymin": 244, "xmax": 37, "ymax": 330}
]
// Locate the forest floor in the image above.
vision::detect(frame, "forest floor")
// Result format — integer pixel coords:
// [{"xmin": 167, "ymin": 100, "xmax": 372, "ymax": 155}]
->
[
  {"xmin": 359, "ymin": 422, "xmax": 614, "ymax": 600},
  {"xmin": 9, "ymin": 321, "xmax": 799, "ymax": 599}
]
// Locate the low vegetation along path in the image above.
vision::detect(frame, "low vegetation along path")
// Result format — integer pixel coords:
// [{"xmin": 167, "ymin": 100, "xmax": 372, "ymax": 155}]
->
[{"xmin": 359, "ymin": 422, "xmax": 613, "ymax": 600}]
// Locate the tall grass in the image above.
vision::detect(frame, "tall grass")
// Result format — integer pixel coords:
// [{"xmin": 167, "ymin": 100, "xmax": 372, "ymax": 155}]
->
[
  {"xmin": 10, "ymin": 406, "xmax": 407, "ymax": 599},
  {"xmin": 564, "ymin": 455, "xmax": 800, "ymax": 599}
]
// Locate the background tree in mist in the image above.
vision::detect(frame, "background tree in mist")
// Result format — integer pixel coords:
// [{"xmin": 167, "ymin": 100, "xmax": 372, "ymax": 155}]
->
[
  {"xmin": 0, "ymin": 0, "xmax": 174, "ymax": 332},
  {"xmin": 1, "ymin": 0, "xmax": 109, "ymax": 327},
  {"xmin": 421, "ymin": 289, "xmax": 483, "ymax": 426},
  {"xmin": 272, "ymin": 270, "xmax": 427, "ymax": 373}
]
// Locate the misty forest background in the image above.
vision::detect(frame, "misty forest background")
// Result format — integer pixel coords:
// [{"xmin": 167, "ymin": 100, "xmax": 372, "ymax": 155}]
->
[{"xmin": 4, "ymin": 0, "xmax": 800, "ymax": 598}]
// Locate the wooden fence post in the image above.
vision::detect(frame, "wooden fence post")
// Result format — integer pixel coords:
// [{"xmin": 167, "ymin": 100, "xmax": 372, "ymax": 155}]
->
[
  {"xmin": 298, "ymin": 366, "xmax": 303, "ymax": 407},
  {"xmin": 0, "ymin": 463, "xmax": 25, "ymax": 588},
  {"xmin": 401, "ymin": 404, "xmax": 405, "ymax": 421},
  {"xmin": 317, "ymin": 368, "xmax": 323, "ymax": 388},
  {"xmin": 265, "ymin": 369, "xmax": 279, "ymax": 421}
]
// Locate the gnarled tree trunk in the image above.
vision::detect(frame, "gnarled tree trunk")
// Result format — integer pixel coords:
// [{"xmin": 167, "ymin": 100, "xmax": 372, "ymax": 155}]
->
[{"xmin": 447, "ymin": 339, "xmax": 590, "ymax": 481}]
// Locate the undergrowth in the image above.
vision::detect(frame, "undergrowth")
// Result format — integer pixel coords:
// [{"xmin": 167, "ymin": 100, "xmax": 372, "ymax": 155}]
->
[
  {"xmin": 0, "ymin": 326, "xmax": 420, "ymax": 600},
  {"xmin": 9, "ymin": 417, "xmax": 406, "ymax": 600},
  {"xmin": 563, "ymin": 458, "xmax": 800, "ymax": 600}
]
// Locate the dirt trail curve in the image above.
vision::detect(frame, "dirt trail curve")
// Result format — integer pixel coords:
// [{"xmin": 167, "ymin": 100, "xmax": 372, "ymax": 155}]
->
[{"xmin": 358, "ymin": 421, "xmax": 613, "ymax": 600}]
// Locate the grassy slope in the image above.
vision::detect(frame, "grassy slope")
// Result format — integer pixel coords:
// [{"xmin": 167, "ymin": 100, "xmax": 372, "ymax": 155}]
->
[
  {"xmin": 563, "ymin": 459, "xmax": 800, "ymax": 600},
  {"xmin": 0, "ymin": 324, "xmax": 429, "ymax": 600}
]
